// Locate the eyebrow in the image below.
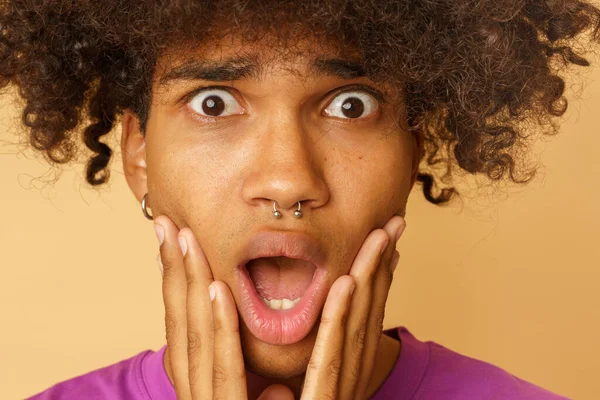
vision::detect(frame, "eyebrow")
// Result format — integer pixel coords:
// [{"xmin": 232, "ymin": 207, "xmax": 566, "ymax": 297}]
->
[
  {"xmin": 313, "ymin": 58, "xmax": 366, "ymax": 79},
  {"xmin": 158, "ymin": 56, "xmax": 366, "ymax": 85},
  {"xmin": 159, "ymin": 57, "xmax": 259, "ymax": 85}
]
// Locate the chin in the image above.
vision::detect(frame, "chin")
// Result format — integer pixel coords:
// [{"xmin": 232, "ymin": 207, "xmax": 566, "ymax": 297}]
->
[{"xmin": 240, "ymin": 320, "xmax": 319, "ymax": 379}]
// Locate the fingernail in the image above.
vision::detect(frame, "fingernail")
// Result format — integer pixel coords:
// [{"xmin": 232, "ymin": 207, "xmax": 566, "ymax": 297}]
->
[
  {"xmin": 156, "ymin": 254, "xmax": 164, "ymax": 277},
  {"xmin": 391, "ymin": 251, "xmax": 400, "ymax": 274},
  {"xmin": 395, "ymin": 223, "xmax": 406, "ymax": 242},
  {"xmin": 178, "ymin": 236, "xmax": 188, "ymax": 257},
  {"xmin": 209, "ymin": 283, "xmax": 216, "ymax": 302},
  {"xmin": 154, "ymin": 224, "xmax": 165, "ymax": 246}
]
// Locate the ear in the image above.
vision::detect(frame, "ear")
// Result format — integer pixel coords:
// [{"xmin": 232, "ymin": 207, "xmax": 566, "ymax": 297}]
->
[{"xmin": 121, "ymin": 110, "xmax": 148, "ymax": 203}]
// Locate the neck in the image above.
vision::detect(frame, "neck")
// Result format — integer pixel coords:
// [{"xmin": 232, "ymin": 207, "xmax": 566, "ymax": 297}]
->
[{"xmin": 164, "ymin": 333, "xmax": 401, "ymax": 399}]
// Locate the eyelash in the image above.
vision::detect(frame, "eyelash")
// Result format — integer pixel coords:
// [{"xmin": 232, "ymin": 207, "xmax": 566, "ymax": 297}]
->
[{"xmin": 180, "ymin": 83, "xmax": 387, "ymax": 120}]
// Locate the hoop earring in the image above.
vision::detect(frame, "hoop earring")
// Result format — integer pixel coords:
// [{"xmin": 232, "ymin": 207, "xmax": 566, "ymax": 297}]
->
[{"xmin": 141, "ymin": 193, "xmax": 154, "ymax": 220}]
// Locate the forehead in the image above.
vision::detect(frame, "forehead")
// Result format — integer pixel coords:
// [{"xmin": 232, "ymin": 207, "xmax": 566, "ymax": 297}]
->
[{"xmin": 153, "ymin": 32, "xmax": 365, "ymax": 85}]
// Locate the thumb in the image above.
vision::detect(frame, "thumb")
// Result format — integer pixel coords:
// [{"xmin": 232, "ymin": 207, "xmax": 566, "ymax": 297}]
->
[{"xmin": 256, "ymin": 384, "xmax": 295, "ymax": 400}]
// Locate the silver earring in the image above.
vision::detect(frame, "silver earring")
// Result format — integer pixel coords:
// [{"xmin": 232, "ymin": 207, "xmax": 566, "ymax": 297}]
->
[{"xmin": 142, "ymin": 193, "xmax": 154, "ymax": 220}]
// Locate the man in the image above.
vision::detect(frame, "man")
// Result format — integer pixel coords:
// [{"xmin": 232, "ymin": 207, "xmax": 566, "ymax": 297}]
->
[{"xmin": 3, "ymin": 1, "xmax": 595, "ymax": 398}]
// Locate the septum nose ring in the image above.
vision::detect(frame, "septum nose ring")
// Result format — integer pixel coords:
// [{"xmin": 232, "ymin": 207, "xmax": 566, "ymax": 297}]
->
[{"xmin": 273, "ymin": 201, "xmax": 302, "ymax": 219}]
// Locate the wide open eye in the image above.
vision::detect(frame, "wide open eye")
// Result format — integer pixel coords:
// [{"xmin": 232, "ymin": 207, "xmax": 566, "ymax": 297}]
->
[
  {"xmin": 188, "ymin": 88, "xmax": 244, "ymax": 117},
  {"xmin": 323, "ymin": 91, "xmax": 379, "ymax": 119}
]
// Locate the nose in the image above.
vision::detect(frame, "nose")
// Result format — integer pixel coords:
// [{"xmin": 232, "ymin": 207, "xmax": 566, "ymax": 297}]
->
[{"xmin": 241, "ymin": 114, "xmax": 330, "ymax": 216}]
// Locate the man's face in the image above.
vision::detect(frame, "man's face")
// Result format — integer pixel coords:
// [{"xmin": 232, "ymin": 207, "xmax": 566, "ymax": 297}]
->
[{"xmin": 141, "ymin": 34, "xmax": 419, "ymax": 379}]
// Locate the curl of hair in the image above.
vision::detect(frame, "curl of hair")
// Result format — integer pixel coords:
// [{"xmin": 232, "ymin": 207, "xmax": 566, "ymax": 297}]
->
[{"xmin": 1, "ymin": 0, "xmax": 599, "ymax": 204}]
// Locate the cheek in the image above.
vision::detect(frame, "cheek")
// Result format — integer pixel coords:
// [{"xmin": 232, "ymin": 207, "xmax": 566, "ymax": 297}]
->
[
  {"xmin": 327, "ymin": 135, "xmax": 412, "ymax": 268},
  {"xmin": 148, "ymin": 135, "xmax": 234, "ymax": 228},
  {"xmin": 333, "ymin": 138, "xmax": 412, "ymax": 218}
]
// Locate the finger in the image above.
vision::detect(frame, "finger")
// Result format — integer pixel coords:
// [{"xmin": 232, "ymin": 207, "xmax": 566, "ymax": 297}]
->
[
  {"xmin": 301, "ymin": 275, "xmax": 355, "ymax": 400},
  {"xmin": 178, "ymin": 228, "xmax": 215, "ymax": 399},
  {"xmin": 337, "ymin": 228, "xmax": 390, "ymax": 400},
  {"xmin": 256, "ymin": 384, "xmax": 295, "ymax": 400},
  {"xmin": 354, "ymin": 216, "xmax": 406, "ymax": 399},
  {"xmin": 210, "ymin": 280, "xmax": 249, "ymax": 399},
  {"xmin": 155, "ymin": 216, "xmax": 192, "ymax": 400}
]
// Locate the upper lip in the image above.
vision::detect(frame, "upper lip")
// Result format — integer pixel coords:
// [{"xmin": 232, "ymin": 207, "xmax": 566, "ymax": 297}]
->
[{"xmin": 238, "ymin": 230, "xmax": 327, "ymax": 270}]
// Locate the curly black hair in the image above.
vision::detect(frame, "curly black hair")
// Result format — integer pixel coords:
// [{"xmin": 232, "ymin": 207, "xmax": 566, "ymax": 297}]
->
[{"xmin": 1, "ymin": 0, "xmax": 599, "ymax": 204}]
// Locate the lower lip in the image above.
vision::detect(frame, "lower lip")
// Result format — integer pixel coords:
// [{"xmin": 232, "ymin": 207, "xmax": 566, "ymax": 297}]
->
[{"xmin": 236, "ymin": 263, "xmax": 329, "ymax": 345}]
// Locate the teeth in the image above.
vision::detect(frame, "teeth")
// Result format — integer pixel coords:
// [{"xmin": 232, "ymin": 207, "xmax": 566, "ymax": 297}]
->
[{"xmin": 261, "ymin": 297, "xmax": 301, "ymax": 310}]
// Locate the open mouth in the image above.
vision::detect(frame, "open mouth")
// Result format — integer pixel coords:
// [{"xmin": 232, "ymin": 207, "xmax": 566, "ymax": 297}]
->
[
  {"xmin": 234, "ymin": 231, "xmax": 330, "ymax": 345},
  {"xmin": 245, "ymin": 256, "xmax": 317, "ymax": 310},
  {"xmin": 237, "ymin": 255, "xmax": 328, "ymax": 345}
]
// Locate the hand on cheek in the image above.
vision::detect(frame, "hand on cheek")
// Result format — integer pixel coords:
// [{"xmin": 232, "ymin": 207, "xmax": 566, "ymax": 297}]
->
[
  {"xmin": 154, "ymin": 215, "xmax": 294, "ymax": 400},
  {"xmin": 302, "ymin": 215, "xmax": 406, "ymax": 399},
  {"xmin": 152, "ymin": 214, "xmax": 405, "ymax": 400}
]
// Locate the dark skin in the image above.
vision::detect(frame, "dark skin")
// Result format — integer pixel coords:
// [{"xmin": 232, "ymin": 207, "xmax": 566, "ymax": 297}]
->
[{"xmin": 121, "ymin": 34, "xmax": 423, "ymax": 399}]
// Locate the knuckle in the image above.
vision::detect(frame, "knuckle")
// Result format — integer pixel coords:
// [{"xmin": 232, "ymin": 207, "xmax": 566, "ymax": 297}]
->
[
  {"xmin": 308, "ymin": 351, "xmax": 342, "ymax": 398},
  {"xmin": 352, "ymin": 325, "xmax": 366, "ymax": 349},
  {"xmin": 326, "ymin": 348, "xmax": 343, "ymax": 379},
  {"xmin": 184, "ymin": 265, "xmax": 198, "ymax": 287},
  {"xmin": 187, "ymin": 328, "xmax": 203, "ymax": 358},
  {"xmin": 212, "ymin": 315, "xmax": 223, "ymax": 333},
  {"xmin": 350, "ymin": 360, "xmax": 361, "ymax": 383},
  {"xmin": 161, "ymin": 257, "xmax": 176, "ymax": 277},
  {"xmin": 164, "ymin": 313, "xmax": 179, "ymax": 340},
  {"xmin": 370, "ymin": 312, "xmax": 385, "ymax": 340},
  {"xmin": 213, "ymin": 362, "xmax": 228, "ymax": 387},
  {"xmin": 307, "ymin": 355, "xmax": 321, "ymax": 373},
  {"xmin": 184, "ymin": 262, "xmax": 198, "ymax": 285},
  {"xmin": 322, "ymin": 392, "xmax": 337, "ymax": 400},
  {"xmin": 324, "ymin": 362, "xmax": 340, "ymax": 400},
  {"xmin": 185, "ymin": 270, "xmax": 197, "ymax": 286},
  {"xmin": 319, "ymin": 314, "xmax": 336, "ymax": 327},
  {"xmin": 376, "ymin": 312, "xmax": 385, "ymax": 331}
]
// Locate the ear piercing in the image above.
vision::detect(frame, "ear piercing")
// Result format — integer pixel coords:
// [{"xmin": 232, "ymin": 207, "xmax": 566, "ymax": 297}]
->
[{"xmin": 142, "ymin": 193, "xmax": 153, "ymax": 220}]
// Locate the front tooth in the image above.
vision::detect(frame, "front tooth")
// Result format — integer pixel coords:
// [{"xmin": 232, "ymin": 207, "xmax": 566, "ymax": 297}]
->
[
  {"xmin": 261, "ymin": 297, "xmax": 302, "ymax": 310},
  {"xmin": 267, "ymin": 299, "xmax": 282, "ymax": 310},
  {"xmin": 281, "ymin": 298, "xmax": 294, "ymax": 310}
]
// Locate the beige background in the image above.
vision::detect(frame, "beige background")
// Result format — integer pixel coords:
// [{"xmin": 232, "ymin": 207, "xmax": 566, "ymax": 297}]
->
[{"xmin": 1, "ymin": 62, "xmax": 599, "ymax": 399}]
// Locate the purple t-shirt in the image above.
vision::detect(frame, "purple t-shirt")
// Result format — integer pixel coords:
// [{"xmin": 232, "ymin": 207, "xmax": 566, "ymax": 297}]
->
[{"xmin": 28, "ymin": 326, "xmax": 569, "ymax": 399}]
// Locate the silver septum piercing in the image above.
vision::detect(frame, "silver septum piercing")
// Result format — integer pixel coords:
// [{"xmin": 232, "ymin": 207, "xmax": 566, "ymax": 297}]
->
[
  {"xmin": 142, "ymin": 193, "xmax": 154, "ymax": 220},
  {"xmin": 273, "ymin": 201, "xmax": 302, "ymax": 219}
]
